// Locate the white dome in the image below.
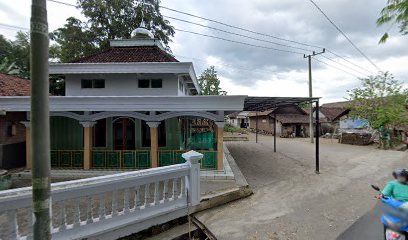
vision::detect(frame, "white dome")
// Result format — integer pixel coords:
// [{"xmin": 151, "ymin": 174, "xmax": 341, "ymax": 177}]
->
[{"xmin": 132, "ymin": 24, "xmax": 154, "ymax": 39}]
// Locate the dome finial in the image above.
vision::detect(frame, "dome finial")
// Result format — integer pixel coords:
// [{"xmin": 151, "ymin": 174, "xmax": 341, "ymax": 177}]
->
[{"xmin": 132, "ymin": 0, "xmax": 154, "ymax": 39}]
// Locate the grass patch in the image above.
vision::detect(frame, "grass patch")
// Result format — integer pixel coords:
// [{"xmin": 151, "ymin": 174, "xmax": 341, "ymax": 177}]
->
[{"xmin": 224, "ymin": 125, "xmax": 248, "ymax": 134}]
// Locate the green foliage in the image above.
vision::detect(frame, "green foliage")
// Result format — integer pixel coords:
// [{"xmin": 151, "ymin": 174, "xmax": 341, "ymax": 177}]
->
[
  {"xmin": 50, "ymin": 17, "xmax": 99, "ymax": 63},
  {"xmin": 0, "ymin": 32, "xmax": 64, "ymax": 94},
  {"xmin": 0, "ymin": 32, "xmax": 30, "ymax": 78},
  {"xmin": 377, "ymin": 0, "xmax": 408, "ymax": 43},
  {"xmin": 224, "ymin": 125, "xmax": 247, "ymax": 134},
  {"xmin": 0, "ymin": 58, "xmax": 21, "ymax": 75},
  {"xmin": 347, "ymin": 72, "xmax": 408, "ymax": 129},
  {"xmin": 51, "ymin": 0, "xmax": 175, "ymax": 62},
  {"xmin": 49, "ymin": 76, "xmax": 65, "ymax": 96},
  {"xmin": 198, "ymin": 66, "xmax": 227, "ymax": 95}
]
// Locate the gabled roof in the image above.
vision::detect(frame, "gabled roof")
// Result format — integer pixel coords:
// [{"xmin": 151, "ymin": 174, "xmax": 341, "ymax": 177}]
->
[
  {"xmin": 71, "ymin": 46, "xmax": 178, "ymax": 63},
  {"xmin": 321, "ymin": 101, "xmax": 350, "ymax": 108},
  {"xmin": 275, "ymin": 114, "xmax": 311, "ymax": 124},
  {"xmin": 0, "ymin": 73, "xmax": 30, "ymax": 96},
  {"xmin": 319, "ymin": 101, "xmax": 351, "ymax": 122},
  {"xmin": 320, "ymin": 107, "xmax": 350, "ymax": 122},
  {"xmin": 227, "ymin": 112, "xmax": 239, "ymax": 118},
  {"xmin": 247, "ymin": 104, "xmax": 308, "ymax": 117},
  {"xmin": 247, "ymin": 109, "xmax": 276, "ymax": 117}
]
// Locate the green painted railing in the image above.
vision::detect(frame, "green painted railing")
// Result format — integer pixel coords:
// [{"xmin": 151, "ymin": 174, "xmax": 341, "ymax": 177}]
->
[
  {"xmin": 158, "ymin": 150, "xmax": 217, "ymax": 170},
  {"xmin": 51, "ymin": 149, "xmax": 216, "ymax": 170},
  {"xmin": 51, "ymin": 150, "xmax": 84, "ymax": 169},
  {"xmin": 91, "ymin": 150, "xmax": 151, "ymax": 169}
]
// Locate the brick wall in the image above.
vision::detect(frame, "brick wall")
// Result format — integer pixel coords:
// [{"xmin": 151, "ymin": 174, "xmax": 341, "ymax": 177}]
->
[
  {"xmin": 249, "ymin": 116, "xmax": 283, "ymax": 135},
  {"xmin": 0, "ymin": 112, "xmax": 26, "ymax": 145}
]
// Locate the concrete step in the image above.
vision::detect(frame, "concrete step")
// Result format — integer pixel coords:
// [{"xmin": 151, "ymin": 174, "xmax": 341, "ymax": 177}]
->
[{"xmin": 146, "ymin": 222, "xmax": 197, "ymax": 240}]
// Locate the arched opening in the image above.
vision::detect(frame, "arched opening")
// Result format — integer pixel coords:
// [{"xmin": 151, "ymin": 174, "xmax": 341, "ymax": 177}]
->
[{"xmin": 113, "ymin": 118, "xmax": 136, "ymax": 150}]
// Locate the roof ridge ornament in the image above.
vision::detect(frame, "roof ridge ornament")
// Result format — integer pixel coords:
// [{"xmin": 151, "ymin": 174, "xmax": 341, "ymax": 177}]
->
[{"xmin": 132, "ymin": 0, "xmax": 155, "ymax": 39}]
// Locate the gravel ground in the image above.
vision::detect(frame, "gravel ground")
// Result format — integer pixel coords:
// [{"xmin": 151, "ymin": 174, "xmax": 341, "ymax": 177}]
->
[{"xmin": 195, "ymin": 134, "xmax": 408, "ymax": 240}]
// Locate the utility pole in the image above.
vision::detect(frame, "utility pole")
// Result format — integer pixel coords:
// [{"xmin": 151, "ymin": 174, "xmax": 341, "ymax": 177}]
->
[
  {"xmin": 304, "ymin": 48, "xmax": 325, "ymax": 143},
  {"xmin": 31, "ymin": 0, "xmax": 51, "ymax": 239}
]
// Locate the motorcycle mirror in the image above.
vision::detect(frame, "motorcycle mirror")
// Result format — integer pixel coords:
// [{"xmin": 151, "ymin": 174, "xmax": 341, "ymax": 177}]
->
[{"xmin": 371, "ymin": 185, "xmax": 381, "ymax": 191}]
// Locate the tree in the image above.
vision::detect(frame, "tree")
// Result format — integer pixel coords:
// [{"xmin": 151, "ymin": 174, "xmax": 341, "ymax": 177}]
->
[
  {"xmin": 0, "ymin": 32, "xmax": 30, "ymax": 78},
  {"xmin": 377, "ymin": 0, "xmax": 408, "ymax": 43},
  {"xmin": 347, "ymin": 72, "xmax": 408, "ymax": 147},
  {"xmin": 198, "ymin": 66, "xmax": 227, "ymax": 95},
  {"xmin": 0, "ymin": 35, "xmax": 13, "ymax": 60},
  {"xmin": 51, "ymin": 0, "xmax": 175, "ymax": 62},
  {"xmin": 50, "ymin": 17, "xmax": 98, "ymax": 63},
  {"xmin": 0, "ymin": 58, "xmax": 21, "ymax": 75}
]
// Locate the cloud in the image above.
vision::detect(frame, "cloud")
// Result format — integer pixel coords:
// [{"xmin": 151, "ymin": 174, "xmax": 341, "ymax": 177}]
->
[{"xmin": 1, "ymin": 0, "xmax": 407, "ymax": 104}]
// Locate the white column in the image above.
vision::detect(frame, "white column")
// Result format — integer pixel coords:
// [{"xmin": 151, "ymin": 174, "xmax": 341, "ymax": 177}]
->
[{"xmin": 182, "ymin": 150, "xmax": 203, "ymax": 206}]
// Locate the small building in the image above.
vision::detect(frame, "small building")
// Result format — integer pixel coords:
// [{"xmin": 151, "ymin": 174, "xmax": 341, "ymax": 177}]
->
[
  {"xmin": 315, "ymin": 101, "xmax": 350, "ymax": 134},
  {"xmin": 248, "ymin": 105, "xmax": 311, "ymax": 137},
  {"xmin": 226, "ymin": 111, "xmax": 250, "ymax": 128},
  {"xmin": 0, "ymin": 73, "xmax": 30, "ymax": 169},
  {"xmin": 0, "ymin": 29, "xmax": 246, "ymax": 171}
]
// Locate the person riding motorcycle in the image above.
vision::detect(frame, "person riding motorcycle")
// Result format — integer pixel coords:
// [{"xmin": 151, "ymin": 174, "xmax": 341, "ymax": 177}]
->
[{"xmin": 380, "ymin": 169, "xmax": 408, "ymax": 202}]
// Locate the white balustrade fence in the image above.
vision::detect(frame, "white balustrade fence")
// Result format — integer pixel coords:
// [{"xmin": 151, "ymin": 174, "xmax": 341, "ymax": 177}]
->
[{"xmin": 0, "ymin": 151, "xmax": 203, "ymax": 240}]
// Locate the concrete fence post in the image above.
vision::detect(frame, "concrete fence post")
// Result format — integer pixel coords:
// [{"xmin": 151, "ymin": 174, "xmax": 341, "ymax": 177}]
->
[{"xmin": 182, "ymin": 150, "xmax": 203, "ymax": 206}]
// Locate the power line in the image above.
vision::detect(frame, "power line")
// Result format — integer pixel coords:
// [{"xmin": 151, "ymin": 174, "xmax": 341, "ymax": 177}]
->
[
  {"xmin": 2, "ymin": 1, "xmax": 373, "ymax": 78},
  {"xmin": 160, "ymin": 5, "xmax": 323, "ymax": 50},
  {"xmin": 307, "ymin": 0, "xmax": 381, "ymax": 72},
  {"xmin": 0, "ymin": 23, "xmax": 29, "ymax": 31},
  {"xmin": 321, "ymin": 55, "xmax": 368, "ymax": 76},
  {"xmin": 48, "ymin": 0, "xmax": 76, "ymax": 7},
  {"xmin": 0, "ymin": 21, "xmax": 367, "ymax": 78},
  {"xmin": 325, "ymin": 49, "xmax": 373, "ymax": 75},
  {"xmin": 160, "ymin": 4, "xmax": 375, "ymax": 75},
  {"xmin": 175, "ymin": 28, "xmax": 306, "ymax": 55},
  {"xmin": 165, "ymin": 15, "xmax": 313, "ymax": 53},
  {"xmin": 45, "ymin": 0, "xmax": 374, "ymax": 75},
  {"xmin": 313, "ymin": 56, "xmax": 362, "ymax": 78},
  {"xmin": 175, "ymin": 55, "xmax": 279, "ymax": 75},
  {"xmin": 166, "ymin": 14, "xmax": 373, "ymax": 76}
]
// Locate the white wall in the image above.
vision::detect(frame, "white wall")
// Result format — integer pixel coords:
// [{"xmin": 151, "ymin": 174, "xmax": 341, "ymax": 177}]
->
[{"xmin": 65, "ymin": 73, "xmax": 181, "ymax": 96}]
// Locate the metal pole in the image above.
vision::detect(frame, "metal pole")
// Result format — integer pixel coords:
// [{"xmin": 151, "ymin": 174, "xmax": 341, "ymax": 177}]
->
[
  {"xmin": 315, "ymin": 100, "xmax": 320, "ymax": 174},
  {"xmin": 255, "ymin": 111, "xmax": 258, "ymax": 143},
  {"xmin": 304, "ymin": 49, "xmax": 325, "ymax": 144},
  {"xmin": 273, "ymin": 112, "xmax": 276, "ymax": 152},
  {"xmin": 308, "ymin": 55, "xmax": 314, "ymax": 144},
  {"xmin": 30, "ymin": 0, "xmax": 51, "ymax": 239}
]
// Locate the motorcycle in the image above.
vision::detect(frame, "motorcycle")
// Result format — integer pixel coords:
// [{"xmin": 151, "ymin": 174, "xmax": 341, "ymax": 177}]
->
[{"xmin": 372, "ymin": 185, "xmax": 408, "ymax": 240}]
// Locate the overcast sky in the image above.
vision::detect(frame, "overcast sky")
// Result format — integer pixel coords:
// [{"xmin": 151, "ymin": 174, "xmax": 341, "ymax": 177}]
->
[{"xmin": 1, "ymin": 0, "xmax": 407, "ymax": 103}]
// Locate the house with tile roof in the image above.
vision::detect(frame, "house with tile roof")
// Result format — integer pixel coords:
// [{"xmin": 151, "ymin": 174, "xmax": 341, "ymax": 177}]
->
[
  {"xmin": 247, "ymin": 105, "xmax": 311, "ymax": 137},
  {"xmin": 0, "ymin": 73, "xmax": 30, "ymax": 169},
  {"xmin": 313, "ymin": 101, "xmax": 356, "ymax": 133},
  {"xmin": 0, "ymin": 73, "xmax": 30, "ymax": 96},
  {"xmin": 0, "ymin": 29, "xmax": 247, "ymax": 171},
  {"xmin": 226, "ymin": 111, "xmax": 250, "ymax": 128}
]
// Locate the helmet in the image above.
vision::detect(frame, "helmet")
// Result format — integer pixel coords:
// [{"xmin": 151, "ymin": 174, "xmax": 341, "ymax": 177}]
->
[{"xmin": 392, "ymin": 169, "xmax": 408, "ymax": 179}]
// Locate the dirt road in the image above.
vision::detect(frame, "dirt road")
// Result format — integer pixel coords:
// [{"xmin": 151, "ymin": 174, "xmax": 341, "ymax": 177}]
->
[{"xmin": 195, "ymin": 134, "xmax": 407, "ymax": 240}]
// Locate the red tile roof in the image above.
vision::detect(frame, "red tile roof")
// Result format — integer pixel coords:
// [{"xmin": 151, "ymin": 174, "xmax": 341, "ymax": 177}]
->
[
  {"xmin": 0, "ymin": 73, "xmax": 30, "ymax": 96},
  {"xmin": 71, "ymin": 46, "xmax": 179, "ymax": 63}
]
